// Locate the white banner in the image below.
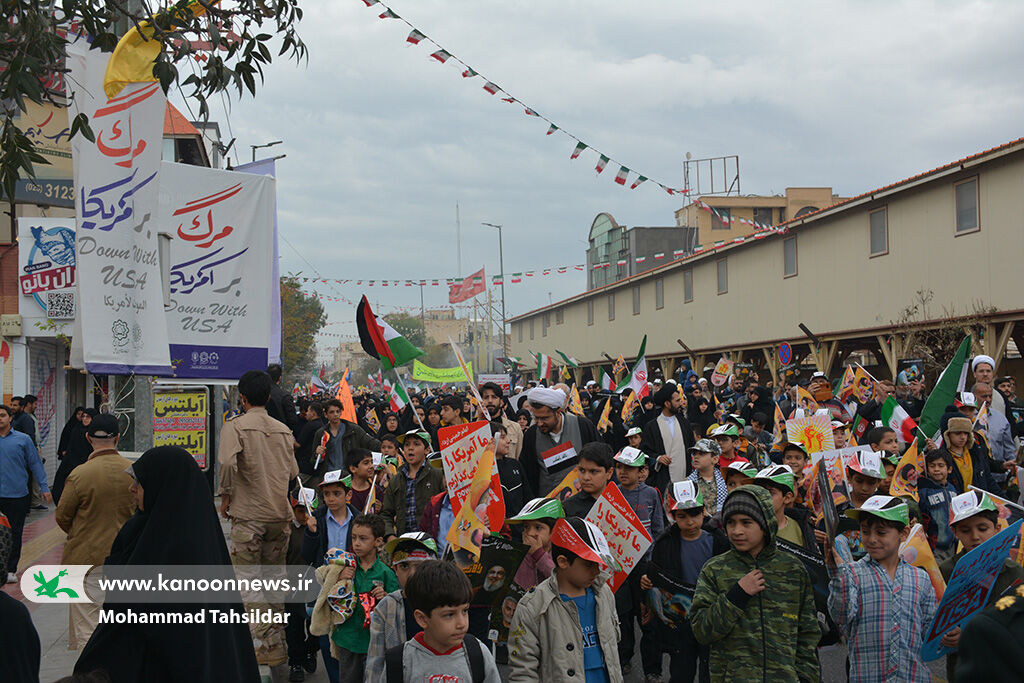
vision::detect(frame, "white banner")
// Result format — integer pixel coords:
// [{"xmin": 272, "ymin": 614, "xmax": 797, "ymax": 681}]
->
[
  {"xmin": 17, "ymin": 217, "xmax": 77, "ymax": 337},
  {"xmin": 159, "ymin": 161, "xmax": 275, "ymax": 378},
  {"xmin": 68, "ymin": 38, "xmax": 171, "ymax": 374}
]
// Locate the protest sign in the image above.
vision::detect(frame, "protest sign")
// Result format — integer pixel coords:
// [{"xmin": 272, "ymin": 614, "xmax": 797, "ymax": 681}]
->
[
  {"xmin": 899, "ymin": 523, "xmax": 946, "ymax": 601},
  {"xmin": 922, "ymin": 518, "xmax": 1023, "ymax": 661},
  {"xmin": 159, "ymin": 161, "xmax": 275, "ymax": 378},
  {"xmin": 447, "ymin": 535, "xmax": 527, "ymax": 640},
  {"xmin": 710, "ymin": 357, "xmax": 733, "ymax": 386},
  {"xmin": 645, "ymin": 561, "xmax": 695, "ymax": 628},
  {"xmin": 478, "ymin": 373, "xmax": 511, "ymax": 393},
  {"xmin": 889, "ymin": 441, "xmax": 923, "ymax": 501},
  {"xmin": 897, "ymin": 358, "xmax": 925, "ymax": 386},
  {"xmin": 445, "ymin": 443, "xmax": 495, "ymax": 561},
  {"xmin": 488, "ymin": 582, "xmax": 526, "ymax": 646},
  {"xmin": 68, "ymin": 39, "xmax": 171, "ymax": 374},
  {"xmin": 412, "ymin": 359, "xmax": 473, "ymax": 383},
  {"xmin": 787, "ymin": 413, "xmax": 835, "ymax": 453},
  {"xmin": 439, "ymin": 421, "xmax": 504, "ymax": 532},
  {"xmin": 584, "ymin": 482, "xmax": 653, "ymax": 591},
  {"xmin": 777, "ymin": 538, "xmax": 832, "ymax": 633}
]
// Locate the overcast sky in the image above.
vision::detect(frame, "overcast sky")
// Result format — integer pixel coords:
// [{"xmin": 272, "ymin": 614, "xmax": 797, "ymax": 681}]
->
[{"xmin": 171, "ymin": 0, "xmax": 1024, "ymax": 361}]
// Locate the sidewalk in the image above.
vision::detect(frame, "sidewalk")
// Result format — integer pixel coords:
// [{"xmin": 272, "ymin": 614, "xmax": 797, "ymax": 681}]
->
[{"xmin": 2, "ymin": 504, "xmax": 330, "ymax": 683}]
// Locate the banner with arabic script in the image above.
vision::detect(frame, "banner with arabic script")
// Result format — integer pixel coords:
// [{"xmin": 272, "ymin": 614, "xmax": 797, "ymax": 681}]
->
[
  {"xmin": 18, "ymin": 218, "xmax": 77, "ymax": 338},
  {"xmin": 153, "ymin": 387, "xmax": 209, "ymax": 469},
  {"xmin": 159, "ymin": 161, "xmax": 275, "ymax": 378},
  {"xmin": 67, "ymin": 39, "xmax": 172, "ymax": 374}
]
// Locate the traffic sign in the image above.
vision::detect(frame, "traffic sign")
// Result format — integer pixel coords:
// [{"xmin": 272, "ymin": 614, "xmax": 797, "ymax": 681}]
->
[{"xmin": 778, "ymin": 342, "xmax": 793, "ymax": 366}]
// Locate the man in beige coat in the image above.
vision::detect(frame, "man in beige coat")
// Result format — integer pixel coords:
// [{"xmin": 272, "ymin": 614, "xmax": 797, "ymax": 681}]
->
[
  {"xmin": 54, "ymin": 413, "xmax": 135, "ymax": 649},
  {"xmin": 218, "ymin": 370, "xmax": 298, "ymax": 667}
]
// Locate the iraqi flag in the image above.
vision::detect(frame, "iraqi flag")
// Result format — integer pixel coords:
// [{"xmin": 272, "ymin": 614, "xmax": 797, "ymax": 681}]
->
[
  {"xmin": 625, "ymin": 336, "xmax": 650, "ymax": 398},
  {"xmin": 881, "ymin": 396, "xmax": 917, "ymax": 443},
  {"xmin": 357, "ymin": 295, "xmax": 423, "ymax": 370}
]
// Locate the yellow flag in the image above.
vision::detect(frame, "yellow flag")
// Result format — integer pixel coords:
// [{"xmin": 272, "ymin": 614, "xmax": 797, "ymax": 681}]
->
[
  {"xmin": 445, "ymin": 441, "xmax": 495, "ymax": 561},
  {"xmin": 597, "ymin": 397, "xmax": 613, "ymax": 433},
  {"xmin": 568, "ymin": 385, "xmax": 585, "ymax": 416},
  {"xmin": 621, "ymin": 391, "xmax": 638, "ymax": 422},
  {"xmin": 888, "ymin": 440, "xmax": 922, "ymax": 501},
  {"xmin": 364, "ymin": 409, "xmax": 381, "ymax": 433},
  {"xmin": 796, "ymin": 385, "xmax": 819, "ymax": 414}
]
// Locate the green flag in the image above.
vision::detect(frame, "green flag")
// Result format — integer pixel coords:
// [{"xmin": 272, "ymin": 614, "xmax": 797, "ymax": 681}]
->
[{"xmin": 917, "ymin": 335, "xmax": 972, "ymax": 444}]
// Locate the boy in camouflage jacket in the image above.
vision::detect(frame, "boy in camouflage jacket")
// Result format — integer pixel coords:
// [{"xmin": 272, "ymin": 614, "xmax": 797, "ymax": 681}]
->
[{"xmin": 689, "ymin": 485, "xmax": 821, "ymax": 683}]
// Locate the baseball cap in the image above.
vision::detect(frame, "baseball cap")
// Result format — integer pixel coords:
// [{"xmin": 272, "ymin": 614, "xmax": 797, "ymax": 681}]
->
[
  {"xmin": 845, "ymin": 495, "xmax": 909, "ymax": 526},
  {"xmin": 384, "ymin": 531, "xmax": 439, "ymax": 561},
  {"xmin": 397, "ymin": 430, "xmax": 431, "ymax": 447},
  {"xmin": 847, "ymin": 451, "xmax": 885, "ymax": 480},
  {"xmin": 689, "ymin": 438, "xmax": 721, "ymax": 457},
  {"xmin": 625, "ymin": 427, "xmax": 643, "ymax": 438},
  {"xmin": 613, "ymin": 446, "xmax": 647, "ymax": 468},
  {"xmin": 550, "ymin": 517, "xmax": 619, "ymax": 571},
  {"xmin": 753, "ymin": 464, "xmax": 796, "ymax": 493},
  {"xmin": 830, "ymin": 420, "xmax": 847, "ymax": 430},
  {"xmin": 319, "ymin": 470, "xmax": 352, "ymax": 489},
  {"xmin": 507, "ymin": 497, "xmax": 565, "ymax": 524},
  {"xmin": 724, "ymin": 459, "xmax": 759, "ymax": 479},
  {"xmin": 665, "ymin": 481, "xmax": 704, "ymax": 511},
  {"xmin": 712, "ymin": 424, "xmax": 739, "ymax": 438},
  {"xmin": 811, "ymin": 372, "xmax": 828, "ymax": 381},
  {"xmin": 949, "ymin": 490, "xmax": 999, "ymax": 526},
  {"xmin": 87, "ymin": 413, "xmax": 120, "ymax": 438}
]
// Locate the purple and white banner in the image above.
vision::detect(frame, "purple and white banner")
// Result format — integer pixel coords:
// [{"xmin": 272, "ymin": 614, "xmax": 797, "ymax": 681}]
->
[
  {"xmin": 68, "ymin": 38, "xmax": 172, "ymax": 374},
  {"xmin": 159, "ymin": 161, "xmax": 275, "ymax": 379}
]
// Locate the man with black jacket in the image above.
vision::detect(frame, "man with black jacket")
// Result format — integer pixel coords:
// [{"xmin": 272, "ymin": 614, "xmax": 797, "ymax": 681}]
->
[
  {"xmin": 312, "ymin": 400, "xmax": 380, "ymax": 482},
  {"xmin": 519, "ymin": 386, "xmax": 598, "ymax": 497},
  {"xmin": 266, "ymin": 363, "xmax": 298, "ymax": 433},
  {"xmin": 642, "ymin": 383, "xmax": 696, "ymax": 492}
]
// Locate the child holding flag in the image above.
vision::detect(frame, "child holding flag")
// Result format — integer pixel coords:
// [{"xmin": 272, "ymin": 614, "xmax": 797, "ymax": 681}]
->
[
  {"xmin": 918, "ymin": 451, "xmax": 958, "ymax": 560},
  {"xmin": 507, "ymin": 498, "xmax": 565, "ymax": 589}
]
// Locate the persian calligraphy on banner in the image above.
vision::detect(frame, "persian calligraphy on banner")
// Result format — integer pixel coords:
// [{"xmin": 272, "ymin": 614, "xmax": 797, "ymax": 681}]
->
[
  {"xmin": 439, "ymin": 421, "xmax": 504, "ymax": 532},
  {"xmin": 412, "ymin": 359, "xmax": 473, "ymax": 383},
  {"xmin": 449, "ymin": 266, "xmax": 486, "ymax": 304},
  {"xmin": 158, "ymin": 161, "xmax": 275, "ymax": 378},
  {"xmin": 585, "ymin": 482, "xmax": 653, "ymax": 592},
  {"xmin": 477, "ymin": 374, "xmax": 512, "ymax": 393},
  {"xmin": 153, "ymin": 387, "xmax": 209, "ymax": 469},
  {"xmin": 17, "ymin": 218, "xmax": 76, "ymax": 337},
  {"xmin": 67, "ymin": 38, "xmax": 171, "ymax": 374}
]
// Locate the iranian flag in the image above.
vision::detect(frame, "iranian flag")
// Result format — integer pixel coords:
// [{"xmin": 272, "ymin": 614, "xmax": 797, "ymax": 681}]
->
[
  {"xmin": 462, "ymin": 67, "xmax": 477, "ymax": 78},
  {"xmin": 430, "ymin": 49, "xmax": 451, "ymax": 63},
  {"xmin": 389, "ymin": 381, "xmax": 409, "ymax": 412},
  {"xmin": 536, "ymin": 353, "xmax": 554, "ymax": 380},
  {"xmin": 625, "ymin": 336, "xmax": 650, "ymax": 398},
  {"xmin": 511, "ymin": 273, "xmax": 522, "ymax": 283},
  {"xmin": 546, "ymin": 124, "xmax": 558, "ymax": 135},
  {"xmin": 918, "ymin": 335, "xmax": 972, "ymax": 444},
  {"xmin": 406, "ymin": 29, "xmax": 425, "ymax": 44},
  {"xmin": 654, "ymin": 252, "xmax": 665, "ymax": 259},
  {"xmin": 556, "ymin": 350, "xmax": 579, "ymax": 368},
  {"xmin": 357, "ymin": 295, "xmax": 424, "ymax": 370},
  {"xmin": 379, "ymin": 9, "xmax": 398, "ymax": 18},
  {"xmin": 881, "ymin": 396, "xmax": 918, "ymax": 443},
  {"xmin": 483, "ymin": 81, "xmax": 499, "ymax": 94},
  {"xmin": 630, "ymin": 175, "xmax": 647, "ymax": 190},
  {"xmin": 595, "ymin": 155, "xmax": 609, "ymax": 173},
  {"xmin": 598, "ymin": 367, "xmax": 616, "ymax": 392},
  {"xmin": 571, "ymin": 142, "xmax": 587, "ymax": 159},
  {"xmin": 614, "ymin": 166, "xmax": 629, "ymax": 185}
]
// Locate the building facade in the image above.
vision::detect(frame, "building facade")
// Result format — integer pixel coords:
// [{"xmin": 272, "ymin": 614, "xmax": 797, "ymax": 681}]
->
[{"xmin": 587, "ymin": 213, "xmax": 696, "ymax": 289}]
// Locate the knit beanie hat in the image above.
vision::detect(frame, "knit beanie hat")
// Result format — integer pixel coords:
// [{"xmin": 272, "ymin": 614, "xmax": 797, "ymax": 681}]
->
[{"xmin": 722, "ymin": 489, "xmax": 767, "ymax": 532}]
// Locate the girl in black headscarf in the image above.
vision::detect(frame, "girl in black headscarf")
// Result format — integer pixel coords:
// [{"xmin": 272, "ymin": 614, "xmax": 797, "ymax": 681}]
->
[
  {"xmin": 74, "ymin": 446, "xmax": 259, "ymax": 682},
  {"xmin": 376, "ymin": 411, "xmax": 402, "ymax": 439},
  {"xmin": 57, "ymin": 406, "xmax": 85, "ymax": 459},
  {"xmin": 688, "ymin": 395, "xmax": 716, "ymax": 441},
  {"xmin": 51, "ymin": 408, "xmax": 98, "ymax": 504}
]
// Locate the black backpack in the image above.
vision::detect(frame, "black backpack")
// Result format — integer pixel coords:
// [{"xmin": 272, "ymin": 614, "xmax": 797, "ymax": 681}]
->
[{"xmin": 385, "ymin": 634, "xmax": 485, "ymax": 683}]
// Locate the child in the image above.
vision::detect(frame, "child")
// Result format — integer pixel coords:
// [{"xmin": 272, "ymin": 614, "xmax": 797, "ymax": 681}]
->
[
  {"xmin": 302, "ymin": 470, "xmax": 358, "ymax": 566},
  {"xmin": 865, "ymin": 425, "xmax": 899, "ymax": 458},
  {"xmin": 381, "ymin": 430, "xmax": 445, "ymax": 539},
  {"xmin": 710, "ymin": 424, "xmax": 743, "ymax": 470},
  {"xmin": 625, "ymin": 426, "xmax": 643, "ymax": 449},
  {"xmin": 780, "ymin": 442, "xmax": 811, "ymax": 505},
  {"xmin": 689, "ymin": 486, "xmax": 820, "ymax": 682},
  {"xmin": 918, "ymin": 451, "xmax": 957, "ymax": 560},
  {"xmin": 640, "ymin": 481, "xmax": 728, "ymax": 683},
  {"xmin": 492, "ymin": 420, "xmax": 530, "ymax": 523},
  {"xmin": 380, "ymin": 434, "xmax": 401, "ymax": 462},
  {"xmin": 330, "ymin": 513, "xmax": 399, "ymax": 683},
  {"xmin": 879, "ymin": 454, "xmax": 899, "ymax": 495},
  {"xmin": 507, "ymin": 497, "xmax": 564, "ymax": 589},
  {"xmin": 938, "ymin": 490, "xmax": 1024, "ymax": 680},
  {"xmin": 845, "ymin": 451, "xmax": 885, "ymax": 510},
  {"xmin": 752, "ymin": 464, "xmax": 818, "ymax": 553},
  {"xmin": 723, "ymin": 460, "xmax": 758, "ymax": 493},
  {"xmin": 365, "ymin": 532, "xmax": 439, "ymax": 680},
  {"xmin": 938, "ymin": 416, "xmax": 999, "ymax": 494},
  {"xmin": 383, "ymin": 559, "xmax": 501, "ymax": 682},
  {"xmin": 612, "ymin": 446, "xmax": 664, "ymax": 680},
  {"xmin": 287, "ymin": 492, "xmax": 319, "ymax": 680},
  {"xmin": 826, "ymin": 495, "xmax": 937, "ymax": 683},
  {"xmin": 345, "ymin": 448, "xmax": 382, "ymax": 515},
  {"xmin": 687, "ymin": 439, "xmax": 728, "ymax": 515},
  {"xmin": 562, "ymin": 442, "xmax": 615, "ymax": 518},
  {"xmin": 831, "ymin": 420, "xmax": 849, "ymax": 449},
  {"xmin": 509, "ymin": 517, "xmax": 622, "ymax": 682}
]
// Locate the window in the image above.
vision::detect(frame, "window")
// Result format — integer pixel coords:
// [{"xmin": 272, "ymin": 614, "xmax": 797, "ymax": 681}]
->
[
  {"xmin": 542, "ymin": 313, "xmax": 549, "ymax": 337},
  {"xmin": 608, "ymin": 293, "xmax": 615, "ymax": 321},
  {"xmin": 632, "ymin": 286, "xmax": 640, "ymax": 315},
  {"xmin": 716, "ymin": 259, "xmax": 728, "ymax": 294},
  {"xmin": 556, "ymin": 308, "xmax": 564, "ymax": 324},
  {"xmin": 587, "ymin": 300, "xmax": 594, "ymax": 326},
  {"xmin": 712, "ymin": 207, "xmax": 731, "ymax": 230},
  {"xmin": 869, "ymin": 207, "xmax": 888, "ymax": 256},
  {"xmin": 683, "ymin": 269, "xmax": 693, "ymax": 303},
  {"xmin": 655, "ymin": 278, "xmax": 664, "ymax": 309},
  {"xmin": 955, "ymin": 177, "xmax": 979, "ymax": 234},
  {"xmin": 783, "ymin": 236, "xmax": 798, "ymax": 277},
  {"xmin": 529, "ymin": 319, "xmax": 534, "ymax": 340},
  {"xmin": 753, "ymin": 207, "xmax": 773, "ymax": 226},
  {"xmin": 517, "ymin": 322, "xmax": 522, "ymax": 343}
]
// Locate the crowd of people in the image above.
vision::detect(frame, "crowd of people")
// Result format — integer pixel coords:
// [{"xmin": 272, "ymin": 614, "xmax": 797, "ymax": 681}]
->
[{"xmin": 3, "ymin": 354, "xmax": 1024, "ymax": 682}]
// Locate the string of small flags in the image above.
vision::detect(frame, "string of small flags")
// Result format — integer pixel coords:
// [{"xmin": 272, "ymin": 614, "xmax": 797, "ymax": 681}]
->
[
  {"xmin": 296, "ymin": 264, "xmax": 586, "ymax": 288},
  {"xmin": 358, "ymin": 0, "xmax": 689, "ymax": 196}
]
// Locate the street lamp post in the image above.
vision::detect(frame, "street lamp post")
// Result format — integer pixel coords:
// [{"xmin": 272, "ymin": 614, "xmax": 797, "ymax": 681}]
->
[
  {"xmin": 250, "ymin": 140, "xmax": 283, "ymax": 162},
  {"xmin": 482, "ymin": 222, "xmax": 507, "ymax": 358}
]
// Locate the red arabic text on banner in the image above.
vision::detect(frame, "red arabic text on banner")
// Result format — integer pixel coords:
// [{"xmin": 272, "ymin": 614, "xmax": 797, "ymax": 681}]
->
[
  {"xmin": 448, "ymin": 266, "xmax": 486, "ymax": 304},
  {"xmin": 438, "ymin": 421, "xmax": 504, "ymax": 532},
  {"xmin": 584, "ymin": 482, "xmax": 653, "ymax": 592}
]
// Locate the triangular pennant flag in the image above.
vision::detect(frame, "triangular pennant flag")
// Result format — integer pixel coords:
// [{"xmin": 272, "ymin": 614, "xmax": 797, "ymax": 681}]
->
[
  {"xmin": 378, "ymin": 9, "xmax": 398, "ymax": 18},
  {"xmin": 570, "ymin": 142, "xmax": 587, "ymax": 160},
  {"xmin": 406, "ymin": 29, "xmax": 426, "ymax": 44},
  {"xmin": 629, "ymin": 175, "xmax": 647, "ymax": 190},
  {"xmin": 595, "ymin": 155, "xmax": 609, "ymax": 174},
  {"xmin": 614, "ymin": 166, "xmax": 629, "ymax": 185},
  {"xmin": 546, "ymin": 124, "xmax": 558, "ymax": 135},
  {"xmin": 429, "ymin": 49, "xmax": 451, "ymax": 63}
]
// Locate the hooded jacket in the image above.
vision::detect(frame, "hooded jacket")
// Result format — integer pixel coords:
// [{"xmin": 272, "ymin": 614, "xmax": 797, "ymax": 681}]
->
[{"xmin": 689, "ymin": 485, "xmax": 821, "ymax": 683}]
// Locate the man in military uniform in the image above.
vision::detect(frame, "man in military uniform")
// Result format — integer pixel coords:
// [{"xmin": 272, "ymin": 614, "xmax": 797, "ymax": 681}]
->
[
  {"xmin": 219, "ymin": 370, "xmax": 298, "ymax": 667},
  {"xmin": 955, "ymin": 584, "xmax": 1024, "ymax": 682}
]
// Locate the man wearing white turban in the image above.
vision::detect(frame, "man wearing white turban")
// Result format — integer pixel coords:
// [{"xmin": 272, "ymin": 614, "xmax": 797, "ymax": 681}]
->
[{"xmin": 518, "ymin": 386, "xmax": 598, "ymax": 496}]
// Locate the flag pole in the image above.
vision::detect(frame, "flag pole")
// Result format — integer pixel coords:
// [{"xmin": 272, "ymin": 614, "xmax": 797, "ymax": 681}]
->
[{"xmin": 395, "ymin": 371, "xmax": 430, "ymax": 433}]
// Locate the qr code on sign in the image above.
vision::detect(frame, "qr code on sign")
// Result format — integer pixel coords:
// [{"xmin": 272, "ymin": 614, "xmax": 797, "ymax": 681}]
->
[{"xmin": 46, "ymin": 291, "xmax": 76, "ymax": 319}]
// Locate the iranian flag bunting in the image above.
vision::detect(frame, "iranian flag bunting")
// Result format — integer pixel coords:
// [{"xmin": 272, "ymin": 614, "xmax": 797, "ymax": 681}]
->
[
  {"xmin": 595, "ymin": 155, "xmax": 609, "ymax": 173},
  {"xmin": 483, "ymin": 82, "xmax": 499, "ymax": 94},
  {"xmin": 362, "ymin": 0, "xmax": 378, "ymax": 6},
  {"xmin": 379, "ymin": 9, "xmax": 398, "ymax": 18},
  {"xmin": 556, "ymin": 350, "xmax": 579, "ymax": 368},
  {"xmin": 406, "ymin": 29, "xmax": 426, "ymax": 44},
  {"xmin": 626, "ymin": 336, "xmax": 650, "ymax": 398},
  {"xmin": 511, "ymin": 273, "xmax": 522, "ymax": 283},
  {"xmin": 630, "ymin": 175, "xmax": 647, "ymax": 189},
  {"xmin": 615, "ymin": 166, "xmax": 629, "ymax": 185},
  {"xmin": 536, "ymin": 353, "xmax": 554, "ymax": 380},
  {"xmin": 881, "ymin": 396, "xmax": 917, "ymax": 444},
  {"xmin": 571, "ymin": 142, "xmax": 586, "ymax": 159},
  {"xmin": 356, "ymin": 296, "xmax": 424, "ymax": 370},
  {"xmin": 462, "ymin": 67, "xmax": 477, "ymax": 78},
  {"xmin": 524, "ymin": 108, "xmax": 539, "ymax": 116},
  {"xmin": 917, "ymin": 335, "xmax": 972, "ymax": 443},
  {"xmin": 546, "ymin": 124, "xmax": 558, "ymax": 135},
  {"xmin": 654, "ymin": 252, "xmax": 664, "ymax": 259},
  {"xmin": 430, "ymin": 49, "xmax": 451, "ymax": 63}
]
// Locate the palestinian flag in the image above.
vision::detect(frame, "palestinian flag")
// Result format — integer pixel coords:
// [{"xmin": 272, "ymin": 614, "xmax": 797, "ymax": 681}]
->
[
  {"xmin": 357, "ymin": 295, "xmax": 423, "ymax": 370},
  {"xmin": 390, "ymin": 381, "xmax": 409, "ymax": 412},
  {"xmin": 625, "ymin": 336, "xmax": 650, "ymax": 398},
  {"xmin": 536, "ymin": 353, "xmax": 554, "ymax": 380},
  {"xmin": 546, "ymin": 124, "xmax": 558, "ymax": 135},
  {"xmin": 595, "ymin": 155, "xmax": 609, "ymax": 173},
  {"xmin": 556, "ymin": 350, "xmax": 579, "ymax": 368},
  {"xmin": 881, "ymin": 396, "xmax": 917, "ymax": 444},
  {"xmin": 571, "ymin": 142, "xmax": 586, "ymax": 159},
  {"xmin": 614, "ymin": 166, "xmax": 629, "ymax": 185},
  {"xmin": 918, "ymin": 335, "xmax": 971, "ymax": 444},
  {"xmin": 406, "ymin": 29, "xmax": 426, "ymax": 44},
  {"xmin": 630, "ymin": 175, "xmax": 647, "ymax": 190}
]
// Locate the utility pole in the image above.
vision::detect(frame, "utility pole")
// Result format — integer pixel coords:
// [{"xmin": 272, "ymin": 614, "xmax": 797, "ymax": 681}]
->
[
  {"xmin": 456, "ymin": 202, "xmax": 462, "ymax": 278},
  {"xmin": 481, "ymin": 222, "xmax": 507, "ymax": 357},
  {"xmin": 419, "ymin": 282, "xmax": 425, "ymax": 333}
]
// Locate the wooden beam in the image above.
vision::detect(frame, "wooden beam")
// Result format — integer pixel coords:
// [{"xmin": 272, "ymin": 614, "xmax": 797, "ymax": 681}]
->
[
  {"xmin": 875, "ymin": 334, "xmax": 897, "ymax": 378},
  {"xmin": 991, "ymin": 322, "xmax": 1015, "ymax": 369},
  {"xmin": 762, "ymin": 346, "xmax": 779, "ymax": 384}
]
